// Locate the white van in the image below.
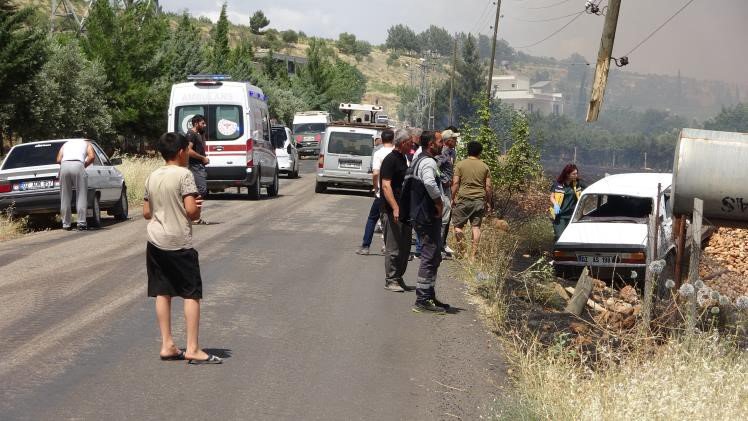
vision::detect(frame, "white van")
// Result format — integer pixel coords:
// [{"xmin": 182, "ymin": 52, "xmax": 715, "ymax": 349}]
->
[
  {"xmin": 168, "ymin": 75, "xmax": 278, "ymax": 199},
  {"xmin": 315, "ymin": 122, "xmax": 384, "ymax": 193},
  {"xmin": 292, "ymin": 111, "xmax": 330, "ymax": 156}
]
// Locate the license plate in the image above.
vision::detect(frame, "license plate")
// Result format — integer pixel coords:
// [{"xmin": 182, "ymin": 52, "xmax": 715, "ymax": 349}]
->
[
  {"xmin": 18, "ymin": 180, "xmax": 55, "ymax": 191},
  {"xmin": 304, "ymin": 136, "xmax": 314, "ymax": 141},
  {"xmin": 577, "ymin": 254, "xmax": 619, "ymax": 265},
  {"xmin": 339, "ymin": 162, "xmax": 360, "ymax": 169}
]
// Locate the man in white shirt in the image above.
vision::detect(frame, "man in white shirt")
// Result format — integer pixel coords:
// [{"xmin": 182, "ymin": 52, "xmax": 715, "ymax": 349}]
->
[
  {"xmin": 56, "ymin": 138, "xmax": 96, "ymax": 230},
  {"xmin": 356, "ymin": 129, "xmax": 395, "ymax": 255}
]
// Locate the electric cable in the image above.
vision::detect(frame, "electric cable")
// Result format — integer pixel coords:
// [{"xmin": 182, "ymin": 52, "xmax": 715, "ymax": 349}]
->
[
  {"xmin": 620, "ymin": 0, "xmax": 696, "ymax": 57},
  {"xmin": 468, "ymin": 0, "xmax": 494, "ymax": 35},
  {"xmin": 510, "ymin": 10, "xmax": 582, "ymax": 22},
  {"xmin": 513, "ymin": 10, "xmax": 585, "ymax": 49},
  {"xmin": 523, "ymin": 0, "xmax": 574, "ymax": 10}
]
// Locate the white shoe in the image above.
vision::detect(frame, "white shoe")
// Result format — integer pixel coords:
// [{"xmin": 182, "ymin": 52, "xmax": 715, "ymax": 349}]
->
[{"xmin": 444, "ymin": 245, "xmax": 455, "ymax": 254}]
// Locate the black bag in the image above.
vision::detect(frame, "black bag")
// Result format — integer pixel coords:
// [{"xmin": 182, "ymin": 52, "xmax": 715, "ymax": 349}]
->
[{"xmin": 398, "ymin": 155, "xmax": 437, "ymax": 227}]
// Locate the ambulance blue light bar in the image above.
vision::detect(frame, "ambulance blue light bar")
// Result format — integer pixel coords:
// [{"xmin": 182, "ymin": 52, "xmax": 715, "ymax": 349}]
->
[
  {"xmin": 187, "ymin": 74, "xmax": 232, "ymax": 81},
  {"xmin": 248, "ymin": 90, "xmax": 268, "ymax": 102}
]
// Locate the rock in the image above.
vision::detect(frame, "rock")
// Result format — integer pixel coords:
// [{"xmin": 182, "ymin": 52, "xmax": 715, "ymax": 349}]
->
[{"xmin": 619, "ymin": 285, "xmax": 639, "ymax": 304}]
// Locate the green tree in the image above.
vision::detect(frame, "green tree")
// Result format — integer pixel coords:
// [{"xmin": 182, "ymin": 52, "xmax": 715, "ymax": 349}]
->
[
  {"xmin": 210, "ymin": 3, "xmax": 230, "ymax": 73},
  {"xmin": 337, "ymin": 32, "xmax": 358, "ymax": 54},
  {"xmin": 280, "ymin": 30, "xmax": 298, "ymax": 43},
  {"xmin": 228, "ymin": 36, "xmax": 255, "ymax": 81},
  {"xmin": 0, "ymin": 0, "xmax": 49, "ymax": 145},
  {"xmin": 454, "ymin": 34, "xmax": 484, "ymax": 123},
  {"xmin": 249, "ymin": 10, "xmax": 270, "ymax": 35},
  {"xmin": 385, "ymin": 24, "xmax": 420, "ymax": 53},
  {"xmin": 417, "ymin": 25, "xmax": 452, "ymax": 56},
  {"xmin": 27, "ymin": 41, "xmax": 112, "ymax": 140},
  {"xmin": 704, "ymin": 103, "xmax": 748, "ymax": 132},
  {"xmin": 159, "ymin": 13, "xmax": 207, "ymax": 83}
]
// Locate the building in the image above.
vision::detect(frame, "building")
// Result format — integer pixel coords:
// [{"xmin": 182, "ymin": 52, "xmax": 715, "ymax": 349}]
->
[{"xmin": 492, "ymin": 75, "xmax": 564, "ymax": 116}]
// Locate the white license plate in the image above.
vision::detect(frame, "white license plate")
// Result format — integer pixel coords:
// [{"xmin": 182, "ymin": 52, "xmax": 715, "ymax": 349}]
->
[
  {"xmin": 18, "ymin": 180, "xmax": 55, "ymax": 191},
  {"xmin": 340, "ymin": 162, "xmax": 360, "ymax": 169},
  {"xmin": 304, "ymin": 136, "xmax": 314, "ymax": 141},
  {"xmin": 577, "ymin": 255, "xmax": 619, "ymax": 265}
]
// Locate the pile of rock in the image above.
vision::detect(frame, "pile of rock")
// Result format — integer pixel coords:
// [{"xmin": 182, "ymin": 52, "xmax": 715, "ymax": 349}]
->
[{"xmin": 702, "ymin": 228, "xmax": 748, "ymax": 301}]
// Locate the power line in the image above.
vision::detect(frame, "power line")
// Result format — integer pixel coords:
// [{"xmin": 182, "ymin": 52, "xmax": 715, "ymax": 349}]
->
[
  {"xmin": 621, "ymin": 0, "xmax": 696, "ymax": 57},
  {"xmin": 510, "ymin": 10, "xmax": 582, "ymax": 22},
  {"xmin": 513, "ymin": 10, "xmax": 585, "ymax": 49},
  {"xmin": 523, "ymin": 0, "xmax": 574, "ymax": 10},
  {"xmin": 469, "ymin": 0, "xmax": 494, "ymax": 35}
]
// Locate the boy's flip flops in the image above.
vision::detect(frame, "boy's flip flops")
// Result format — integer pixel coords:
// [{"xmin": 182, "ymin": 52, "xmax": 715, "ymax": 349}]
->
[
  {"xmin": 188, "ymin": 354, "xmax": 223, "ymax": 365},
  {"xmin": 160, "ymin": 350, "xmax": 186, "ymax": 361}
]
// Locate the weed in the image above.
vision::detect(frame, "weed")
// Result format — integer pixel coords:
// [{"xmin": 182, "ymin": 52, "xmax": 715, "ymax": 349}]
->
[{"xmin": 116, "ymin": 154, "xmax": 163, "ymax": 206}]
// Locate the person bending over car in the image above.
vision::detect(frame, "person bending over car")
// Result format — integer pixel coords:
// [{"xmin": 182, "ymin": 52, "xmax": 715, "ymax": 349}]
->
[{"xmin": 56, "ymin": 138, "xmax": 95, "ymax": 231}]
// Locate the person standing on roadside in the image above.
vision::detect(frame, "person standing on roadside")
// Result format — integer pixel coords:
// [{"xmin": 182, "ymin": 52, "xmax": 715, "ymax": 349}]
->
[
  {"xmin": 550, "ymin": 164, "xmax": 584, "ymax": 241},
  {"xmin": 408, "ymin": 131, "xmax": 450, "ymax": 313},
  {"xmin": 144, "ymin": 132, "xmax": 221, "ymax": 365},
  {"xmin": 380, "ymin": 129, "xmax": 413, "ymax": 292},
  {"xmin": 436, "ymin": 129, "xmax": 459, "ymax": 256},
  {"xmin": 56, "ymin": 138, "xmax": 96, "ymax": 231},
  {"xmin": 186, "ymin": 115, "xmax": 210, "ymax": 224},
  {"xmin": 451, "ymin": 141, "xmax": 492, "ymax": 261},
  {"xmin": 356, "ymin": 129, "xmax": 395, "ymax": 255}
]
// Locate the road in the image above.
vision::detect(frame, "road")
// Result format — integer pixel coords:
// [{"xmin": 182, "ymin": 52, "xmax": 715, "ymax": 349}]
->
[{"xmin": 0, "ymin": 160, "xmax": 505, "ymax": 420}]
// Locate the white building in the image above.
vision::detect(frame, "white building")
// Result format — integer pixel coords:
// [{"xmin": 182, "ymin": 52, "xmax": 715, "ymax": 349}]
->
[{"xmin": 492, "ymin": 75, "xmax": 564, "ymax": 116}]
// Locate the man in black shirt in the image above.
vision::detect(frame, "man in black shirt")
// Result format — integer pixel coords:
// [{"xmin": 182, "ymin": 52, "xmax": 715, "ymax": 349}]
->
[
  {"xmin": 186, "ymin": 114, "xmax": 210, "ymax": 224},
  {"xmin": 380, "ymin": 129, "xmax": 413, "ymax": 292}
]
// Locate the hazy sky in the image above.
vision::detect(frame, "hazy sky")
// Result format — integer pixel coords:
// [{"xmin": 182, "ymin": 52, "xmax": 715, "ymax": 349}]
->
[{"xmin": 159, "ymin": 0, "xmax": 747, "ymax": 86}]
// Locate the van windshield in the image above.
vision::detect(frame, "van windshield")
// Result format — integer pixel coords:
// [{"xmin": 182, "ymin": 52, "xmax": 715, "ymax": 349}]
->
[
  {"xmin": 293, "ymin": 123, "xmax": 326, "ymax": 134},
  {"xmin": 175, "ymin": 105, "xmax": 244, "ymax": 141},
  {"xmin": 574, "ymin": 194, "xmax": 652, "ymax": 223},
  {"xmin": 2, "ymin": 143, "xmax": 63, "ymax": 170},
  {"xmin": 327, "ymin": 131, "xmax": 374, "ymax": 156}
]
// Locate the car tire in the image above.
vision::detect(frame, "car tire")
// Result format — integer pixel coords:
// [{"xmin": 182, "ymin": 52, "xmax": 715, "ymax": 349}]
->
[
  {"xmin": 314, "ymin": 181, "xmax": 327, "ymax": 194},
  {"xmin": 87, "ymin": 194, "xmax": 101, "ymax": 228},
  {"xmin": 247, "ymin": 169, "xmax": 262, "ymax": 200},
  {"xmin": 113, "ymin": 186, "xmax": 129, "ymax": 221},
  {"xmin": 267, "ymin": 168, "xmax": 279, "ymax": 197},
  {"xmin": 291, "ymin": 160, "xmax": 299, "ymax": 178}
]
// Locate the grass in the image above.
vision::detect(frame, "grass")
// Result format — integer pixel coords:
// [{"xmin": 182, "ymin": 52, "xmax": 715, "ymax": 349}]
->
[
  {"xmin": 117, "ymin": 155, "xmax": 163, "ymax": 207},
  {"xmin": 0, "ymin": 209, "xmax": 28, "ymax": 242}
]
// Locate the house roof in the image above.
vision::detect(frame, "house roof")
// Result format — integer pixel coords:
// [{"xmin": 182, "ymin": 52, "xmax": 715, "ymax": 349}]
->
[{"xmin": 582, "ymin": 173, "xmax": 672, "ymax": 198}]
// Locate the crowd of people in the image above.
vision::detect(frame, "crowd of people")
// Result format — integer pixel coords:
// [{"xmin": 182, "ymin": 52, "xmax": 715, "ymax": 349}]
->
[{"xmin": 355, "ymin": 127, "xmax": 492, "ymax": 314}]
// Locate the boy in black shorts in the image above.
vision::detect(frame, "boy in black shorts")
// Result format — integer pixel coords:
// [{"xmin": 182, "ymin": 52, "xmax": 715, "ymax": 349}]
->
[{"xmin": 143, "ymin": 132, "xmax": 221, "ymax": 364}]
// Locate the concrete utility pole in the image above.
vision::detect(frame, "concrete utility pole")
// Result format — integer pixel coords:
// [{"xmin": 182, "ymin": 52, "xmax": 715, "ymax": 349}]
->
[
  {"xmin": 448, "ymin": 36, "xmax": 458, "ymax": 126},
  {"xmin": 486, "ymin": 0, "xmax": 503, "ymax": 104},
  {"xmin": 586, "ymin": 0, "xmax": 622, "ymax": 122}
]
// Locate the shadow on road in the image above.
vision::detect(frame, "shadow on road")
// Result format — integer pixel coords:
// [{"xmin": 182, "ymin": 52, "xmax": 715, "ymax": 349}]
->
[{"xmin": 204, "ymin": 348, "xmax": 233, "ymax": 359}]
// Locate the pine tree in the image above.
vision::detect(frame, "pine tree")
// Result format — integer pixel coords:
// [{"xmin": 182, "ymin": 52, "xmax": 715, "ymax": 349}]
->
[
  {"xmin": 211, "ymin": 3, "xmax": 230, "ymax": 73},
  {"xmin": 249, "ymin": 10, "xmax": 270, "ymax": 35}
]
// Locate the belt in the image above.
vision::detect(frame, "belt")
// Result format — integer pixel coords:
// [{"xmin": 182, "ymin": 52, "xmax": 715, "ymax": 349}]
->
[{"xmin": 63, "ymin": 160, "xmax": 84, "ymax": 163}]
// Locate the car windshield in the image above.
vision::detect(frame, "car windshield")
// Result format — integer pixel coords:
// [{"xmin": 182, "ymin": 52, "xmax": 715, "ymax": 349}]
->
[
  {"xmin": 293, "ymin": 123, "xmax": 326, "ymax": 134},
  {"xmin": 2, "ymin": 143, "xmax": 63, "ymax": 170},
  {"xmin": 574, "ymin": 194, "xmax": 652, "ymax": 223},
  {"xmin": 271, "ymin": 128, "xmax": 287, "ymax": 148},
  {"xmin": 327, "ymin": 131, "xmax": 373, "ymax": 156}
]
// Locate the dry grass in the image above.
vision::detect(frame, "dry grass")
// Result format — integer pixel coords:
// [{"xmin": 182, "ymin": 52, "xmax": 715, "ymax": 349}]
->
[
  {"xmin": 0, "ymin": 209, "xmax": 28, "ymax": 241},
  {"xmin": 495, "ymin": 332, "xmax": 748, "ymax": 420},
  {"xmin": 117, "ymin": 155, "xmax": 163, "ymax": 207}
]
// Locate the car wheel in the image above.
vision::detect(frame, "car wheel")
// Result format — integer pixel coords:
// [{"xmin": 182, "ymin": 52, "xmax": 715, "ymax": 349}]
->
[
  {"xmin": 87, "ymin": 194, "xmax": 101, "ymax": 228},
  {"xmin": 291, "ymin": 160, "xmax": 299, "ymax": 178},
  {"xmin": 113, "ymin": 186, "xmax": 129, "ymax": 221},
  {"xmin": 314, "ymin": 181, "xmax": 327, "ymax": 193},
  {"xmin": 267, "ymin": 168, "xmax": 279, "ymax": 197},
  {"xmin": 247, "ymin": 169, "xmax": 262, "ymax": 200}
]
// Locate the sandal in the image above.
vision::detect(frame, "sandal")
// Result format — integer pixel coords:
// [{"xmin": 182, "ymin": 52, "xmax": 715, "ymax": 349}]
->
[
  {"xmin": 188, "ymin": 354, "xmax": 223, "ymax": 365},
  {"xmin": 160, "ymin": 350, "xmax": 186, "ymax": 361}
]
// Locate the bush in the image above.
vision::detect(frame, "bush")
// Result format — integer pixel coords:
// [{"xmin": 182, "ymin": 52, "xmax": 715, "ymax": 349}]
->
[{"xmin": 280, "ymin": 30, "xmax": 298, "ymax": 44}]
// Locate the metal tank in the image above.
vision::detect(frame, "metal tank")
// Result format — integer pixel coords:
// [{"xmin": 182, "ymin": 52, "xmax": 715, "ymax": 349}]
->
[{"xmin": 672, "ymin": 128, "xmax": 748, "ymax": 226}]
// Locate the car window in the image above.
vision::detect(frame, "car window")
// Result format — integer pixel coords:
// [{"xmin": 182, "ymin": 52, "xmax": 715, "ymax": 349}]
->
[
  {"xmin": 175, "ymin": 105, "xmax": 244, "ymax": 141},
  {"xmin": 93, "ymin": 144, "xmax": 110, "ymax": 165},
  {"xmin": 574, "ymin": 194, "xmax": 652, "ymax": 223},
  {"xmin": 327, "ymin": 131, "xmax": 374, "ymax": 156},
  {"xmin": 271, "ymin": 128, "xmax": 287, "ymax": 148},
  {"xmin": 1, "ymin": 143, "xmax": 63, "ymax": 170},
  {"xmin": 293, "ymin": 123, "xmax": 326, "ymax": 134}
]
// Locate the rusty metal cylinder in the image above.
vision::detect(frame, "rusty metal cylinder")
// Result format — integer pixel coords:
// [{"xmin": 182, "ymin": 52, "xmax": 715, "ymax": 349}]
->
[{"xmin": 672, "ymin": 128, "xmax": 748, "ymax": 226}]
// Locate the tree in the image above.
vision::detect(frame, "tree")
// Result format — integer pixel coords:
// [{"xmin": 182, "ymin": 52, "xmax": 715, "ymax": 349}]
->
[
  {"xmin": 704, "ymin": 103, "xmax": 748, "ymax": 133},
  {"xmin": 385, "ymin": 24, "xmax": 420, "ymax": 53},
  {"xmin": 280, "ymin": 30, "xmax": 298, "ymax": 44},
  {"xmin": 454, "ymin": 34, "xmax": 484, "ymax": 122},
  {"xmin": 249, "ymin": 10, "xmax": 270, "ymax": 35},
  {"xmin": 27, "ymin": 41, "xmax": 112, "ymax": 140},
  {"xmin": 159, "ymin": 13, "xmax": 207, "ymax": 83},
  {"xmin": 210, "ymin": 3, "xmax": 230, "ymax": 73},
  {"xmin": 417, "ymin": 25, "xmax": 452, "ymax": 56},
  {"xmin": 337, "ymin": 32, "xmax": 358, "ymax": 54}
]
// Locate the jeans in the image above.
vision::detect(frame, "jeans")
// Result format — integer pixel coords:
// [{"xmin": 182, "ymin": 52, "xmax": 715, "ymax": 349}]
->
[
  {"xmin": 189, "ymin": 164, "xmax": 208, "ymax": 198},
  {"xmin": 414, "ymin": 222, "xmax": 442, "ymax": 301},
  {"xmin": 383, "ymin": 210, "xmax": 412, "ymax": 284},
  {"xmin": 361, "ymin": 196, "xmax": 383, "ymax": 248}
]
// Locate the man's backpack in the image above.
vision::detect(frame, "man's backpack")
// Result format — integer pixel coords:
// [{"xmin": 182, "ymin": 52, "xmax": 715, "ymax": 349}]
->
[{"xmin": 398, "ymin": 155, "xmax": 437, "ymax": 227}]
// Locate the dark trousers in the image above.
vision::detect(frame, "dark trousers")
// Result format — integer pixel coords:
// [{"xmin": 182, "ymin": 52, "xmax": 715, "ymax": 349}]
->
[
  {"xmin": 189, "ymin": 164, "xmax": 208, "ymax": 198},
  {"xmin": 383, "ymin": 210, "xmax": 412, "ymax": 284},
  {"xmin": 415, "ymin": 222, "xmax": 442, "ymax": 301},
  {"xmin": 553, "ymin": 215, "xmax": 572, "ymax": 241},
  {"xmin": 361, "ymin": 196, "xmax": 383, "ymax": 248}
]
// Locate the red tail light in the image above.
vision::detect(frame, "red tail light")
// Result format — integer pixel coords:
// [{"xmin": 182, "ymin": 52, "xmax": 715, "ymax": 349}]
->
[
  {"xmin": 246, "ymin": 139, "xmax": 254, "ymax": 167},
  {"xmin": 0, "ymin": 181, "xmax": 11, "ymax": 193},
  {"xmin": 295, "ymin": 135, "xmax": 303, "ymax": 142},
  {"xmin": 314, "ymin": 133, "xmax": 321, "ymax": 141},
  {"xmin": 318, "ymin": 154, "xmax": 324, "ymax": 169},
  {"xmin": 553, "ymin": 250, "xmax": 576, "ymax": 262}
]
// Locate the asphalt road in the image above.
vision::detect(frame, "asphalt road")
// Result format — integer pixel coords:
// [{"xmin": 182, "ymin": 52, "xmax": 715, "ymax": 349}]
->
[{"xmin": 0, "ymin": 160, "xmax": 505, "ymax": 420}]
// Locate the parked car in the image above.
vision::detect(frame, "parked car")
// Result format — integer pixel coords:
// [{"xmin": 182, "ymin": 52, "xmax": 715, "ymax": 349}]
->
[
  {"xmin": 552, "ymin": 173, "xmax": 674, "ymax": 282},
  {"xmin": 0, "ymin": 139, "xmax": 128, "ymax": 227},
  {"xmin": 315, "ymin": 123, "xmax": 378, "ymax": 193},
  {"xmin": 271, "ymin": 125, "xmax": 299, "ymax": 178},
  {"xmin": 168, "ymin": 75, "xmax": 279, "ymax": 200}
]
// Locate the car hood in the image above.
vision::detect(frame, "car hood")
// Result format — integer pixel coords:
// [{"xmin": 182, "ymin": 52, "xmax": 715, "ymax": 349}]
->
[{"xmin": 557, "ymin": 222, "xmax": 648, "ymax": 248}]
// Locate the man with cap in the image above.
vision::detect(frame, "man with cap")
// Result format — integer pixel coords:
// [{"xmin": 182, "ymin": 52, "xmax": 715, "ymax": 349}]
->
[{"xmin": 436, "ymin": 128, "xmax": 459, "ymax": 256}]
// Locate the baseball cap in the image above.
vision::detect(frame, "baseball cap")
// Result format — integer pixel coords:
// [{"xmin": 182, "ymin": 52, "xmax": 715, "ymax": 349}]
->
[{"xmin": 441, "ymin": 129, "xmax": 460, "ymax": 140}]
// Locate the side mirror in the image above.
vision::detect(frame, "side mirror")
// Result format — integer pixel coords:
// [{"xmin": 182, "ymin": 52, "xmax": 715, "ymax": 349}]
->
[{"xmin": 110, "ymin": 157, "xmax": 122, "ymax": 165}]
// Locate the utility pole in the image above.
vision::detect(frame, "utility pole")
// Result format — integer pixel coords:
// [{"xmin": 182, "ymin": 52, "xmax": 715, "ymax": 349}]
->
[
  {"xmin": 486, "ymin": 1, "xmax": 503, "ymax": 104},
  {"xmin": 448, "ymin": 35, "xmax": 458, "ymax": 126},
  {"xmin": 586, "ymin": 0, "xmax": 622, "ymax": 122}
]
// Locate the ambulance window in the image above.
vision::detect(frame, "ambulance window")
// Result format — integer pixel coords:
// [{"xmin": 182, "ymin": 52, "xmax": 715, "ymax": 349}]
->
[
  {"xmin": 260, "ymin": 108, "xmax": 270, "ymax": 141},
  {"xmin": 175, "ymin": 106, "xmax": 205, "ymax": 134},
  {"xmin": 214, "ymin": 105, "xmax": 243, "ymax": 141}
]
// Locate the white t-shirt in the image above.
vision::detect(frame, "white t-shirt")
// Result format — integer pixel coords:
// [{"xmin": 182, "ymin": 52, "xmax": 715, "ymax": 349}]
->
[
  {"xmin": 144, "ymin": 166, "xmax": 198, "ymax": 250},
  {"xmin": 372, "ymin": 145, "xmax": 394, "ymax": 197},
  {"xmin": 61, "ymin": 139, "xmax": 89, "ymax": 162}
]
